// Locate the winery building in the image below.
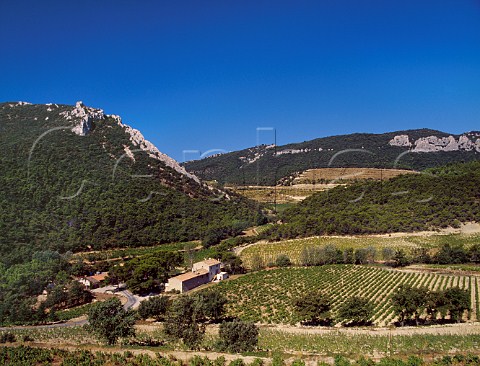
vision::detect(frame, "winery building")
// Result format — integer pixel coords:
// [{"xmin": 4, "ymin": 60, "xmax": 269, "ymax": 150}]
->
[{"xmin": 166, "ymin": 259, "xmax": 222, "ymax": 293}]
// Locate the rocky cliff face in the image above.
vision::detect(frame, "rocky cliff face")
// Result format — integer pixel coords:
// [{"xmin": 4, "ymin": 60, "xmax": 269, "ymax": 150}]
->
[
  {"xmin": 59, "ymin": 101, "xmax": 199, "ymax": 183},
  {"xmin": 111, "ymin": 114, "xmax": 200, "ymax": 183},
  {"xmin": 389, "ymin": 133, "xmax": 480, "ymax": 153}
]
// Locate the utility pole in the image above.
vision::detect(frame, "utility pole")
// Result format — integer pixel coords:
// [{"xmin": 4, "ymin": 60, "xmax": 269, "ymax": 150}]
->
[{"xmin": 274, "ymin": 129, "xmax": 277, "ymax": 214}]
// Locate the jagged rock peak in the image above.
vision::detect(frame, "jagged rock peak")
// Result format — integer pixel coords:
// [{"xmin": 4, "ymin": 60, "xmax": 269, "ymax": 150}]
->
[
  {"xmin": 60, "ymin": 100, "xmax": 105, "ymax": 136},
  {"xmin": 57, "ymin": 101, "xmax": 200, "ymax": 183}
]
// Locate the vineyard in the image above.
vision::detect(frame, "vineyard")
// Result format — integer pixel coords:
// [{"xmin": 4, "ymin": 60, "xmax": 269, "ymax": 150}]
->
[
  {"xmin": 72, "ymin": 241, "xmax": 195, "ymax": 263},
  {"xmin": 228, "ymin": 185, "xmax": 333, "ymax": 203},
  {"xmin": 2, "ymin": 343, "xmax": 480, "ymax": 365},
  {"xmin": 3, "ymin": 325, "xmax": 480, "ymax": 362},
  {"xmin": 212, "ymin": 265, "xmax": 480, "ymax": 325},
  {"xmin": 259, "ymin": 330, "xmax": 480, "ymax": 358},
  {"xmin": 0, "ymin": 346, "xmax": 249, "ymax": 366},
  {"xmin": 293, "ymin": 168, "xmax": 417, "ymax": 184},
  {"xmin": 228, "ymin": 168, "xmax": 418, "ymax": 204},
  {"xmin": 239, "ymin": 234, "xmax": 480, "ymax": 267}
]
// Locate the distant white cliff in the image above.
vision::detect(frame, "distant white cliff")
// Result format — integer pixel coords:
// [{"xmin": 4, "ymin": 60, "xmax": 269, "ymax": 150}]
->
[{"xmin": 389, "ymin": 133, "xmax": 480, "ymax": 153}]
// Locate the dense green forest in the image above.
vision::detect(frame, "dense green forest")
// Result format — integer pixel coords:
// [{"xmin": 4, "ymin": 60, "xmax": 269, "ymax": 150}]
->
[
  {"xmin": 265, "ymin": 161, "xmax": 480, "ymax": 239},
  {"xmin": 183, "ymin": 129, "xmax": 480, "ymax": 185},
  {"xmin": 0, "ymin": 102, "xmax": 264, "ymax": 267}
]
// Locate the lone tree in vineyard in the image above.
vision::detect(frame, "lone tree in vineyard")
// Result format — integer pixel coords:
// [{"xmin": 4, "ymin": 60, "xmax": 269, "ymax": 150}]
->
[
  {"xmin": 87, "ymin": 298, "xmax": 137, "ymax": 345},
  {"xmin": 193, "ymin": 288, "xmax": 228, "ymax": 323},
  {"xmin": 164, "ymin": 295, "xmax": 206, "ymax": 349},
  {"xmin": 217, "ymin": 320, "xmax": 259, "ymax": 352},
  {"xmin": 293, "ymin": 291, "xmax": 332, "ymax": 325},
  {"xmin": 337, "ymin": 296, "xmax": 374, "ymax": 326},
  {"xmin": 138, "ymin": 296, "xmax": 170, "ymax": 321}
]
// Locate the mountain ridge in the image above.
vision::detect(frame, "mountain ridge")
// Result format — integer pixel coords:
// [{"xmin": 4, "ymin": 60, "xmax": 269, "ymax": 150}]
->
[
  {"xmin": 183, "ymin": 128, "xmax": 480, "ymax": 185},
  {"xmin": 0, "ymin": 101, "xmax": 264, "ymax": 266}
]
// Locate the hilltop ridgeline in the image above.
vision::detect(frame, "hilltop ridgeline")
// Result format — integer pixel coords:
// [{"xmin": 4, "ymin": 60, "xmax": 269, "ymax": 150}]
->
[
  {"xmin": 0, "ymin": 101, "xmax": 264, "ymax": 266},
  {"xmin": 264, "ymin": 160, "xmax": 480, "ymax": 239},
  {"xmin": 183, "ymin": 129, "xmax": 480, "ymax": 185}
]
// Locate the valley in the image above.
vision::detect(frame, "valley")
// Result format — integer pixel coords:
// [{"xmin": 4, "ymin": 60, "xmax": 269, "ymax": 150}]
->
[{"xmin": 1, "ymin": 102, "xmax": 480, "ymax": 365}]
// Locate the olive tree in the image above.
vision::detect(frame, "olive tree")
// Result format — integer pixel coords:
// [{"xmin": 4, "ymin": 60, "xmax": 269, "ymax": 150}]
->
[
  {"xmin": 87, "ymin": 298, "xmax": 137, "ymax": 345},
  {"xmin": 337, "ymin": 296, "xmax": 374, "ymax": 326},
  {"xmin": 218, "ymin": 320, "xmax": 259, "ymax": 352}
]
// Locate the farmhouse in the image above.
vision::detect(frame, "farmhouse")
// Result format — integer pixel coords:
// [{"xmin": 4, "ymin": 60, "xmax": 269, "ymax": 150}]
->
[
  {"xmin": 192, "ymin": 258, "xmax": 221, "ymax": 281},
  {"xmin": 166, "ymin": 258, "xmax": 222, "ymax": 293},
  {"xmin": 78, "ymin": 272, "xmax": 108, "ymax": 289}
]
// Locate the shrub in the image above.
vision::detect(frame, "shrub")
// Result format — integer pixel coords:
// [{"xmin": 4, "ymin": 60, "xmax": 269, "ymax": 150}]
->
[
  {"xmin": 22, "ymin": 335, "xmax": 34, "ymax": 342},
  {"xmin": 217, "ymin": 320, "xmax": 259, "ymax": 353},
  {"xmin": 275, "ymin": 254, "xmax": 292, "ymax": 267}
]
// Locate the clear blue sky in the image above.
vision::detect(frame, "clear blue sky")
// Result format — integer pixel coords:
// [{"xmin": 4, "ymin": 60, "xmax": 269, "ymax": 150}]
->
[{"xmin": 1, "ymin": 1, "xmax": 479, "ymax": 161}]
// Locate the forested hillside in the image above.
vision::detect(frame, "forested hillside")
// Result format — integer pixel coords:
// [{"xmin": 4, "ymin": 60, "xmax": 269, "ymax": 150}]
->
[
  {"xmin": 265, "ymin": 161, "xmax": 480, "ymax": 239},
  {"xmin": 0, "ymin": 102, "xmax": 264, "ymax": 267},
  {"xmin": 183, "ymin": 129, "xmax": 480, "ymax": 185}
]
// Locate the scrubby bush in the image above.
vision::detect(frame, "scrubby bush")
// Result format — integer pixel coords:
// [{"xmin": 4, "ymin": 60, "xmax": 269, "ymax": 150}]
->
[
  {"xmin": 275, "ymin": 254, "xmax": 292, "ymax": 267},
  {"xmin": 217, "ymin": 320, "xmax": 259, "ymax": 353}
]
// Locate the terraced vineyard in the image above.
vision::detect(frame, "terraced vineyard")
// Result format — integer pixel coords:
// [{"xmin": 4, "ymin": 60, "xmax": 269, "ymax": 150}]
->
[
  {"xmin": 213, "ymin": 265, "xmax": 479, "ymax": 325},
  {"xmin": 239, "ymin": 233, "xmax": 480, "ymax": 267}
]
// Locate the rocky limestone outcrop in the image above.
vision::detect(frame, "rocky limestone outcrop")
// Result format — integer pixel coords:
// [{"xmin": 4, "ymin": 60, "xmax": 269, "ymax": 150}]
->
[
  {"xmin": 60, "ymin": 101, "xmax": 105, "ymax": 136},
  {"xmin": 458, "ymin": 135, "xmax": 474, "ymax": 151},
  {"xmin": 414, "ymin": 136, "xmax": 457, "ymax": 152},
  {"xmin": 59, "ymin": 101, "xmax": 200, "ymax": 184},
  {"xmin": 388, "ymin": 135, "xmax": 412, "ymax": 147},
  {"xmin": 389, "ymin": 133, "xmax": 480, "ymax": 153},
  {"xmin": 112, "ymin": 114, "xmax": 200, "ymax": 184}
]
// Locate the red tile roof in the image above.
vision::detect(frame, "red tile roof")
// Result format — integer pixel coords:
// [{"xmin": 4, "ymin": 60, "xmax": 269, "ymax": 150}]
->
[{"xmin": 87, "ymin": 272, "xmax": 108, "ymax": 282}]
